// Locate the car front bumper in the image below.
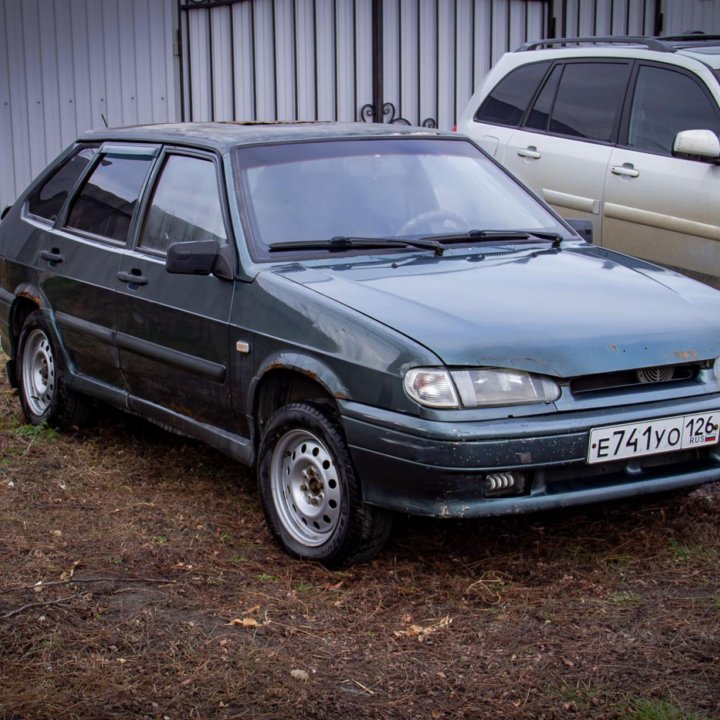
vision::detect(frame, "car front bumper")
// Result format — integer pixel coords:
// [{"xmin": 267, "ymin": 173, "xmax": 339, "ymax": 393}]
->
[{"xmin": 340, "ymin": 396, "xmax": 720, "ymax": 518}]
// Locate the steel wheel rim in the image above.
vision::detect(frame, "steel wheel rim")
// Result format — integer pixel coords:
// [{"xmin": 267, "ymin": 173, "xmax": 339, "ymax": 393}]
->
[
  {"xmin": 270, "ymin": 428, "xmax": 342, "ymax": 547},
  {"xmin": 22, "ymin": 329, "xmax": 56, "ymax": 417}
]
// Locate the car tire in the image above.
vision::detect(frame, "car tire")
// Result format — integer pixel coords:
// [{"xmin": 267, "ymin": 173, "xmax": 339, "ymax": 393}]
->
[
  {"xmin": 17, "ymin": 310, "xmax": 90, "ymax": 429},
  {"xmin": 257, "ymin": 402, "xmax": 393, "ymax": 568}
]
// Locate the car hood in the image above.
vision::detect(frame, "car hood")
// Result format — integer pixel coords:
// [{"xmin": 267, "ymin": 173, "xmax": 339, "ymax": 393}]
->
[{"xmin": 275, "ymin": 246, "xmax": 720, "ymax": 377}]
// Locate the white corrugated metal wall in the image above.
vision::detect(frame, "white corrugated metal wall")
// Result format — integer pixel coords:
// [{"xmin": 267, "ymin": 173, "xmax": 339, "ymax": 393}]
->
[
  {"xmin": 180, "ymin": 0, "xmax": 553, "ymax": 128},
  {"xmin": 663, "ymin": 0, "xmax": 720, "ymax": 34},
  {"xmin": 0, "ymin": 0, "xmax": 180, "ymax": 210},
  {"xmin": 1, "ymin": 0, "xmax": 718, "ymax": 210},
  {"xmin": 550, "ymin": 0, "xmax": 658, "ymax": 36}
]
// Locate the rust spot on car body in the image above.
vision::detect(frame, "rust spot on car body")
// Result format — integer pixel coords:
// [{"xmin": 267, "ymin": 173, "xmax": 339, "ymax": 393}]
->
[
  {"xmin": 675, "ymin": 350, "xmax": 698, "ymax": 360},
  {"xmin": 18, "ymin": 290, "xmax": 42, "ymax": 306}
]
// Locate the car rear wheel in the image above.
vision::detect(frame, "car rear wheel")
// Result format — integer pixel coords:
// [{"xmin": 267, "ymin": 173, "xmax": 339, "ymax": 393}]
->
[
  {"xmin": 17, "ymin": 311, "xmax": 89, "ymax": 428},
  {"xmin": 257, "ymin": 402, "xmax": 392, "ymax": 568}
]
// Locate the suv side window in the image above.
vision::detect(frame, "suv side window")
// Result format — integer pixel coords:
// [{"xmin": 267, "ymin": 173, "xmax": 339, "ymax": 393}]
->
[
  {"xmin": 139, "ymin": 154, "xmax": 227, "ymax": 254},
  {"xmin": 66, "ymin": 155, "xmax": 153, "ymax": 243},
  {"xmin": 474, "ymin": 62, "xmax": 550, "ymax": 126},
  {"xmin": 26, "ymin": 146, "xmax": 98, "ymax": 222},
  {"xmin": 547, "ymin": 62, "xmax": 631, "ymax": 142},
  {"xmin": 525, "ymin": 65, "xmax": 562, "ymax": 131},
  {"xmin": 627, "ymin": 65, "xmax": 720, "ymax": 155}
]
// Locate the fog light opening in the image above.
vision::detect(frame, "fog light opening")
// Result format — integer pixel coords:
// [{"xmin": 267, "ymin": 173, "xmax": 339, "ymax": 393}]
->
[{"xmin": 483, "ymin": 471, "xmax": 526, "ymax": 497}]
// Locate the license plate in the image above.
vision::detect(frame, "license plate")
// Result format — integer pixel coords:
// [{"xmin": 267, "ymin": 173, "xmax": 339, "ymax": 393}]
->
[{"xmin": 587, "ymin": 412, "xmax": 720, "ymax": 464}]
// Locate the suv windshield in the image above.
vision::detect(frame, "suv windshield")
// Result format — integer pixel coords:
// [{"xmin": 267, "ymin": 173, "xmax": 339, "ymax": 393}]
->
[{"xmin": 233, "ymin": 138, "xmax": 566, "ymax": 259}]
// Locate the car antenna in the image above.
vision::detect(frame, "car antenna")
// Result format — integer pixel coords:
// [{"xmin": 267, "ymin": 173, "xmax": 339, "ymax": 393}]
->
[{"xmin": 100, "ymin": 113, "xmax": 108, "ymax": 128}]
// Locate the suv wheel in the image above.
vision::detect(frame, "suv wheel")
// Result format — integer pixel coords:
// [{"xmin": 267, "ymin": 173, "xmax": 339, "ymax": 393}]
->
[
  {"xmin": 257, "ymin": 402, "xmax": 392, "ymax": 568},
  {"xmin": 17, "ymin": 311, "xmax": 89, "ymax": 428}
]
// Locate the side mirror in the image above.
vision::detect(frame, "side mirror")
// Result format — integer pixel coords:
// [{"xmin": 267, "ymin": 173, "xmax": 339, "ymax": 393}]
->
[
  {"xmin": 565, "ymin": 218, "xmax": 594, "ymax": 243},
  {"xmin": 166, "ymin": 240, "xmax": 235, "ymax": 280},
  {"xmin": 672, "ymin": 129, "xmax": 720, "ymax": 162},
  {"xmin": 166, "ymin": 240, "xmax": 220, "ymax": 276}
]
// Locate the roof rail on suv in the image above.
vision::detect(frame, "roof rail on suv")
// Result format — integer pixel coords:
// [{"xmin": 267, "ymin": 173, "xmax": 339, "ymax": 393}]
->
[{"xmin": 516, "ymin": 36, "xmax": 675, "ymax": 53}]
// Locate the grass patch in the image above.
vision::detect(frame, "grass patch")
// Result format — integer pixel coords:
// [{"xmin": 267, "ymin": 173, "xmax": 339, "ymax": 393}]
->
[{"xmin": 619, "ymin": 697, "xmax": 708, "ymax": 720}]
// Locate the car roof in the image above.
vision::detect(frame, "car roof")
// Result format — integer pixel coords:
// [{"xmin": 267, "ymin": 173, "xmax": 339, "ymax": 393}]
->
[
  {"xmin": 80, "ymin": 121, "xmax": 449, "ymax": 154},
  {"xmin": 514, "ymin": 34, "xmax": 720, "ymax": 69}
]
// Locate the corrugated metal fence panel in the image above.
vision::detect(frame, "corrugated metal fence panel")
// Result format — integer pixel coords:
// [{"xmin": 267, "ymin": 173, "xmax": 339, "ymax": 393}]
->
[
  {"xmin": 553, "ymin": 0, "xmax": 657, "ymax": 36},
  {"xmin": 0, "ymin": 0, "xmax": 179, "ymax": 209},
  {"xmin": 181, "ymin": 0, "xmax": 550, "ymax": 129},
  {"xmin": 663, "ymin": 0, "xmax": 720, "ymax": 34}
]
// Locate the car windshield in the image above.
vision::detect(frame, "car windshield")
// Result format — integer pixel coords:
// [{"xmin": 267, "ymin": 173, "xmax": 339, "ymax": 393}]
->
[{"xmin": 233, "ymin": 137, "xmax": 567, "ymax": 259}]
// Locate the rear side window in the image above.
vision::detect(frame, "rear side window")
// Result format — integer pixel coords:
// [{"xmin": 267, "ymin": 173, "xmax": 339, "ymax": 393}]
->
[
  {"xmin": 525, "ymin": 65, "xmax": 562, "ymax": 131},
  {"xmin": 26, "ymin": 146, "xmax": 97, "ymax": 222},
  {"xmin": 66, "ymin": 155, "xmax": 153, "ymax": 243},
  {"xmin": 139, "ymin": 154, "xmax": 227, "ymax": 254},
  {"xmin": 548, "ymin": 62, "xmax": 630, "ymax": 142},
  {"xmin": 474, "ymin": 62, "xmax": 550, "ymax": 126},
  {"xmin": 627, "ymin": 65, "xmax": 720, "ymax": 154}
]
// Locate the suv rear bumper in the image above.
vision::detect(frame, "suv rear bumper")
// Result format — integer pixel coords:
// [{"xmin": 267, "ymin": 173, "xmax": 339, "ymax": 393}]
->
[{"xmin": 340, "ymin": 397, "xmax": 720, "ymax": 517}]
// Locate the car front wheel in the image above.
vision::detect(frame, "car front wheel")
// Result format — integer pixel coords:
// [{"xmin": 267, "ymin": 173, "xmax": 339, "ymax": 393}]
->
[
  {"xmin": 257, "ymin": 402, "xmax": 392, "ymax": 568},
  {"xmin": 17, "ymin": 310, "xmax": 89, "ymax": 428}
]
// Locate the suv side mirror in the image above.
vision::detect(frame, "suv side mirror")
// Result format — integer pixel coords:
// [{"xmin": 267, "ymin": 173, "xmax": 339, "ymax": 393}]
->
[
  {"xmin": 672, "ymin": 129, "xmax": 720, "ymax": 162},
  {"xmin": 565, "ymin": 218, "xmax": 594, "ymax": 243}
]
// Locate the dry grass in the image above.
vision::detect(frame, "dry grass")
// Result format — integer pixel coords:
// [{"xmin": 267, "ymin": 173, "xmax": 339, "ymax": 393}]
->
[{"xmin": 1, "ymin": 366, "xmax": 719, "ymax": 719}]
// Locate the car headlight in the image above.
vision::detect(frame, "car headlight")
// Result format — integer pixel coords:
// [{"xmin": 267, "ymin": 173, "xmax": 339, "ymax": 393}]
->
[
  {"xmin": 404, "ymin": 367, "xmax": 561, "ymax": 408},
  {"xmin": 404, "ymin": 368, "xmax": 460, "ymax": 408}
]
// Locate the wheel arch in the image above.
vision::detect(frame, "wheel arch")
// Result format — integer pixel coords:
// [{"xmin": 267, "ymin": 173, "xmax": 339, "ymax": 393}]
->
[
  {"xmin": 250, "ymin": 354, "xmax": 351, "ymax": 446},
  {"xmin": 6, "ymin": 285, "xmax": 51, "ymax": 386}
]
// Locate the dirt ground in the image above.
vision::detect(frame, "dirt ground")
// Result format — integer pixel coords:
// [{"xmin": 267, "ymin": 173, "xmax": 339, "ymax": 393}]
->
[{"xmin": 1, "ymin": 361, "xmax": 719, "ymax": 720}]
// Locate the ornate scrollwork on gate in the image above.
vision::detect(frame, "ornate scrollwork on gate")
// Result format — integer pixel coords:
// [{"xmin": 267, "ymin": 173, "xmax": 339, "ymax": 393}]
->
[{"xmin": 360, "ymin": 102, "xmax": 436, "ymax": 128}]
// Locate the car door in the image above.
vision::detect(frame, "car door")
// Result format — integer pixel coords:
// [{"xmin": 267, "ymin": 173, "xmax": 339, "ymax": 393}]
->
[
  {"xmin": 32, "ymin": 143, "xmax": 157, "ymax": 389},
  {"xmin": 115, "ymin": 148, "xmax": 236, "ymax": 431},
  {"xmin": 501, "ymin": 61, "xmax": 631, "ymax": 238},
  {"xmin": 602, "ymin": 63, "xmax": 720, "ymax": 286}
]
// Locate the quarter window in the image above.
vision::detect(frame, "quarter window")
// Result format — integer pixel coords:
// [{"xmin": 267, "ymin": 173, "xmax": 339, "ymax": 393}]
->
[
  {"xmin": 66, "ymin": 155, "xmax": 153, "ymax": 243},
  {"xmin": 548, "ymin": 62, "xmax": 630, "ymax": 142},
  {"xmin": 474, "ymin": 62, "xmax": 550, "ymax": 126},
  {"xmin": 140, "ymin": 155, "xmax": 226, "ymax": 254},
  {"xmin": 627, "ymin": 65, "xmax": 720, "ymax": 154},
  {"xmin": 27, "ymin": 146, "xmax": 97, "ymax": 222}
]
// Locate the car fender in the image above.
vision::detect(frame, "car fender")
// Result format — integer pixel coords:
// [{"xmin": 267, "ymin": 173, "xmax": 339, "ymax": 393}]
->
[
  {"xmin": 248, "ymin": 350, "xmax": 352, "ymax": 417},
  {"xmin": 8, "ymin": 283, "xmax": 75, "ymax": 376}
]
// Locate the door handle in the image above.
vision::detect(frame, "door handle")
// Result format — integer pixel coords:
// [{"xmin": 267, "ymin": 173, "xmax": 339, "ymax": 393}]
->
[
  {"xmin": 611, "ymin": 163, "xmax": 639, "ymax": 178},
  {"xmin": 517, "ymin": 146, "xmax": 541, "ymax": 159},
  {"xmin": 40, "ymin": 248, "xmax": 64, "ymax": 264},
  {"xmin": 117, "ymin": 270, "xmax": 148, "ymax": 286}
]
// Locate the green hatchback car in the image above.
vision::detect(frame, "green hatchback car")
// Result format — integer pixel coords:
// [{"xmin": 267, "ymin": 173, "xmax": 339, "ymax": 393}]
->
[{"xmin": 2, "ymin": 122, "xmax": 720, "ymax": 567}]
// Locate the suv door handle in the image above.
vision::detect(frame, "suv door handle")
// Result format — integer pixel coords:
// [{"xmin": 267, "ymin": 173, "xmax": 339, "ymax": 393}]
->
[
  {"xmin": 611, "ymin": 163, "xmax": 639, "ymax": 178},
  {"xmin": 517, "ymin": 146, "xmax": 541, "ymax": 159},
  {"xmin": 117, "ymin": 270, "xmax": 148, "ymax": 286},
  {"xmin": 40, "ymin": 248, "xmax": 64, "ymax": 264}
]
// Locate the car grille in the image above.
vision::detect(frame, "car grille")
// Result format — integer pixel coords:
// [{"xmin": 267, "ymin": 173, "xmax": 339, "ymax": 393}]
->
[{"xmin": 569, "ymin": 364, "xmax": 699, "ymax": 395}]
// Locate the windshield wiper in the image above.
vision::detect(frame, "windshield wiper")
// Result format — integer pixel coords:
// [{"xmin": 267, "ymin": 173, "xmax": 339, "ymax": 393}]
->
[
  {"xmin": 268, "ymin": 236, "xmax": 445, "ymax": 256},
  {"xmin": 419, "ymin": 229, "xmax": 565, "ymax": 249}
]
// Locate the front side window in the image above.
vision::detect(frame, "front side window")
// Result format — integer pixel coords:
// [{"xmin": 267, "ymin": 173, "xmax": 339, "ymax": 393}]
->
[
  {"xmin": 66, "ymin": 155, "xmax": 153, "ymax": 243},
  {"xmin": 474, "ymin": 62, "xmax": 550, "ymax": 126},
  {"xmin": 549, "ymin": 62, "xmax": 631, "ymax": 142},
  {"xmin": 27, "ymin": 146, "xmax": 98, "ymax": 222},
  {"xmin": 627, "ymin": 65, "xmax": 720, "ymax": 154},
  {"xmin": 234, "ymin": 139, "xmax": 567, "ymax": 260},
  {"xmin": 139, "ymin": 154, "xmax": 227, "ymax": 254}
]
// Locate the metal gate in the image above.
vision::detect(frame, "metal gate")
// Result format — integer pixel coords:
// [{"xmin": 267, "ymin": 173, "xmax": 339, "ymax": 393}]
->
[{"xmin": 178, "ymin": 0, "xmax": 658, "ymax": 130}]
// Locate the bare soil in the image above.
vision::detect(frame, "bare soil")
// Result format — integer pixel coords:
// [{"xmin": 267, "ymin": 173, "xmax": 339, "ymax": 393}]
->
[{"xmin": 1, "ymin": 364, "xmax": 719, "ymax": 720}]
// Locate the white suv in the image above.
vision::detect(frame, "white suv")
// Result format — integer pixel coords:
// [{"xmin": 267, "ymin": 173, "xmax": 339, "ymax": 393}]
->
[{"xmin": 457, "ymin": 36, "xmax": 720, "ymax": 288}]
